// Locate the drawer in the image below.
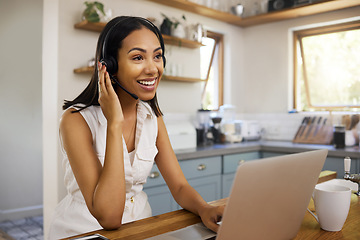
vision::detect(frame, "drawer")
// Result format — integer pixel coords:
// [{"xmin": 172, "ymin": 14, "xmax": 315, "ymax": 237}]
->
[
  {"xmin": 180, "ymin": 156, "xmax": 222, "ymax": 180},
  {"xmin": 223, "ymin": 151, "xmax": 260, "ymax": 174},
  {"xmin": 144, "ymin": 164, "xmax": 166, "ymax": 188}
]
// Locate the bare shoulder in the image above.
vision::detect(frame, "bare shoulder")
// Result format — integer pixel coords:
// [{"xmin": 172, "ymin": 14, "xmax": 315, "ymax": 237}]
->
[
  {"xmin": 61, "ymin": 108, "xmax": 84, "ymax": 129},
  {"xmin": 60, "ymin": 108, "xmax": 91, "ymax": 140}
]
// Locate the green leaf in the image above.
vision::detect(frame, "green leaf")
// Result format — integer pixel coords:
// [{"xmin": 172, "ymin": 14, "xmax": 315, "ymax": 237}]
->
[
  {"xmin": 86, "ymin": 11, "xmax": 100, "ymax": 22},
  {"xmin": 94, "ymin": 2, "xmax": 105, "ymax": 16}
]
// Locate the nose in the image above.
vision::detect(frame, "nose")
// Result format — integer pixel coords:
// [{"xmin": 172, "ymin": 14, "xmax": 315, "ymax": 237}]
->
[{"xmin": 144, "ymin": 59, "xmax": 158, "ymax": 75}]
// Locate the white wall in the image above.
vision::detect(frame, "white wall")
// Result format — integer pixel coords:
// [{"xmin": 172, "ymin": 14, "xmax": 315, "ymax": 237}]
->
[{"xmin": 0, "ymin": 0, "xmax": 43, "ymax": 221}]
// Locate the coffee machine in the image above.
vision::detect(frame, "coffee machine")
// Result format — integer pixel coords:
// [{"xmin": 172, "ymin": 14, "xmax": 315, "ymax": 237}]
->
[{"xmin": 195, "ymin": 109, "xmax": 212, "ymax": 146}]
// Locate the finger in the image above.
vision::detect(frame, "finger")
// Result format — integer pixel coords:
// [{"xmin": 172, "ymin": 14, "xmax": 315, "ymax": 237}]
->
[
  {"xmin": 206, "ymin": 220, "xmax": 220, "ymax": 233},
  {"xmin": 99, "ymin": 65, "xmax": 108, "ymax": 95},
  {"xmin": 104, "ymin": 71, "xmax": 113, "ymax": 94},
  {"xmin": 97, "ymin": 62, "xmax": 104, "ymax": 89},
  {"xmin": 97, "ymin": 62, "xmax": 102, "ymax": 94},
  {"xmin": 218, "ymin": 205, "xmax": 225, "ymax": 215}
]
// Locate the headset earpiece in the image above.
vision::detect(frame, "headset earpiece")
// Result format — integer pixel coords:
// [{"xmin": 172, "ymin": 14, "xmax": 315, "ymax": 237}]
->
[{"xmin": 99, "ymin": 56, "xmax": 118, "ymax": 75}]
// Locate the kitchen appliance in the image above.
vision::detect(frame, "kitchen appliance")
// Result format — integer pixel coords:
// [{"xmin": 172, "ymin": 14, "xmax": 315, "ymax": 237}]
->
[
  {"xmin": 219, "ymin": 104, "xmax": 236, "ymax": 123},
  {"xmin": 166, "ymin": 121, "xmax": 196, "ymax": 150},
  {"xmin": 195, "ymin": 109, "xmax": 213, "ymax": 146},
  {"xmin": 211, "ymin": 115, "xmax": 223, "ymax": 143},
  {"xmin": 222, "ymin": 120, "xmax": 261, "ymax": 142},
  {"xmin": 164, "ymin": 114, "xmax": 196, "ymax": 150},
  {"xmin": 222, "ymin": 120, "xmax": 243, "ymax": 143},
  {"xmin": 241, "ymin": 120, "xmax": 261, "ymax": 141}
]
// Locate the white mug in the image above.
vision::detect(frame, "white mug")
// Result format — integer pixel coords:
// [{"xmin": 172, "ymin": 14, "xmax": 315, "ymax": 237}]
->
[{"xmin": 307, "ymin": 184, "xmax": 351, "ymax": 231}]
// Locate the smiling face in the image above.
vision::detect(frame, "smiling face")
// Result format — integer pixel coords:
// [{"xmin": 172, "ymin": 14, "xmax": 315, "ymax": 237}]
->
[{"xmin": 116, "ymin": 27, "xmax": 164, "ymax": 101}]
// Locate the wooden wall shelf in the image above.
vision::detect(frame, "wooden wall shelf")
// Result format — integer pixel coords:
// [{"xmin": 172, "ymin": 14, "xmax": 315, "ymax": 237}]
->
[
  {"xmin": 74, "ymin": 20, "xmax": 203, "ymax": 48},
  {"xmin": 162, "ymin": 34, "xmax": 203, "ymax": 48},
  {"xmin": 162, "ymin": 75, "xmax": 205, "ymax": 82},
  {"xmin": 73, "ymin": 66, "xmax": 204, "ymax": 82},
  {"xmin": 147, "ymin": 0, "xmax": 360, "ymax": 27},
  {"xmin": 73, "ymin": 66, "xmax": 93, "ymax": 74}
]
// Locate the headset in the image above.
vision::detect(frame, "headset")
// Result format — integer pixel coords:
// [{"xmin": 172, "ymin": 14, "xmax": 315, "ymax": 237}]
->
[{"xmin": 99, "ymin": 16, "xmax": 166, "ymax": 100}]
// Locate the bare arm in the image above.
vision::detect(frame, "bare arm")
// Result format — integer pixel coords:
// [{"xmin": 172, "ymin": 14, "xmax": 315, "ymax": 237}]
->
[
  {"xmin": 155, "ymin": 117, "xmax": 224, "ymax": 232},
  {"xmin": 59, "ymin": 64, "xmax": 126, "ymax": 230}
]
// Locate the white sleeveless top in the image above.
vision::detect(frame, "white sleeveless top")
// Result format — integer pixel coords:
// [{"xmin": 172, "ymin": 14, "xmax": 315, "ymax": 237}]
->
[{"xmin": 48, "ymin": 101, "xmax": 158, "ymax": 240}]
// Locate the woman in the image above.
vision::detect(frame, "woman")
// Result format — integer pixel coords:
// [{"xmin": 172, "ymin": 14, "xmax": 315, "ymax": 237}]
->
[{"xmin": 49, "ymin": 16, "xmax": 223, "ymax": 239}]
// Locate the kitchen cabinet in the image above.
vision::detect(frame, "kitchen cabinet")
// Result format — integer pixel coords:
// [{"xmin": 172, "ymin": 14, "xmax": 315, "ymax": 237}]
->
[
  {"xmin": 261, "ymin": 151, "xmax": 287, "ymax": 158},
  {"xmin": 73, "ymin": 20, "xmax": 204, "ymax": 82},
  {"xmin": 260, "ymin": 151, "xmax": 359, "ymax": 179},
  {"xmin": 143, "ymin": 156, "xmax": 222, "ymax": 215},
  {"xmin": 222, "ymin": 151, "xmax": 261, "ymax": 198},
  {"xmin": 180, "ymin": 156, "xmax": 222, "ymax": 204},
  {"xmin": 187, "ymin": 175, "xmax": 222, "ymax": 204},
  {"xmin": 145, "ymin": 185, "xmax": 177, "ymax": 215},
  {"xmin": 143, "ymin": 164, "xmax": 177, "ymax": 215},
  {"xmin": 261, "ymin": 151, "xmax": 359, "ymax": 179},
  {"xmin": 147, "ymin": 0, "xmax": 360, "ymax": 27},
  {"xmin": 323, "ymin": 156, "xmax": 359, "ymax": 179}
]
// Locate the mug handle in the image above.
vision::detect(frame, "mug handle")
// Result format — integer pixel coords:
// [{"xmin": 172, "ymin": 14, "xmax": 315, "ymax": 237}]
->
[
  {"xmin": 307, "ymin": 208, "xmax": 319, "ymax": 223},
  {"xmin": 307, "ymin": 190, "xmax": 319, "ymax": 222}
]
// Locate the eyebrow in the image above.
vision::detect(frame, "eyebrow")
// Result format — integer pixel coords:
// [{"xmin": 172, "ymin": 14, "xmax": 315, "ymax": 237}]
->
[{"xmin": 128, "ymin": 47, "xmax": 162, "ymax": 54}]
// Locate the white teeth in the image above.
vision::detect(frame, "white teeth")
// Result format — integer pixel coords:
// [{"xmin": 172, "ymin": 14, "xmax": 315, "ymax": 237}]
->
[{"xmin": 138, "ymin": 79, "xmax": 156, "ymax": 86}]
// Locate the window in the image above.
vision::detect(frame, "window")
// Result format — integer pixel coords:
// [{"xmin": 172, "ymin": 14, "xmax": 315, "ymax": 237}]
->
[
  {"xmin": 293, "ymin": 20, "xmax": 360, "ymax": 111},
  {"xmin": 200, "ymin": 31, "xmax": 224, "ymax": 110}
]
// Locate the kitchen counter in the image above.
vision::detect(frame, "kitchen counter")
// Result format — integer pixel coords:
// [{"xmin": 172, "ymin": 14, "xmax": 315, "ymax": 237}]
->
[{"xmin": 174, "ymin": 140, "xmax": 360, "ymax": 160}]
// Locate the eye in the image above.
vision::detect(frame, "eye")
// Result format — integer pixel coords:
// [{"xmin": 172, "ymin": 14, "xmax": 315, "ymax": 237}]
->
[
  {"xmin": 155, "ymin": 53, "xmax": 163, "ymax": 61},
  {"xmin": 132, "ymin": 55, "xmax": 143, "ymax": 61}
]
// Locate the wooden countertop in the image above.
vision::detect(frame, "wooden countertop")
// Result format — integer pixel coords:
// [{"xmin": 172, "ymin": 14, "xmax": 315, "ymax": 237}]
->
[{"xmin": 63, "ymin": 171, "xmax": 360, "ymax": 240}]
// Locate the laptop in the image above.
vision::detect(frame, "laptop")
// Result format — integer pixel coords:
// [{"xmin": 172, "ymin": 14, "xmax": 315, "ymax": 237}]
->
[{"xmin": 146, "ymin": 149, "xmax": 328, "ymax": 240}]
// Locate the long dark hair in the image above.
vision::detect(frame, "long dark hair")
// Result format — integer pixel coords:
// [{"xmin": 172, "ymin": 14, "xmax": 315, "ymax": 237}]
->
[{"xmin": 63, "ymin": 16, "xmax": 166, "ymax": 117}]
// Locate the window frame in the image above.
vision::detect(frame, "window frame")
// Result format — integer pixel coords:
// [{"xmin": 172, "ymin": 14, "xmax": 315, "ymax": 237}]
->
[
  {"xmin": 201, "ymin": 30, "xmax": 224, "ymax": 110},
  {"xmin": 293, "ymin": 20, "xmax": 360, "ymax": 111}
]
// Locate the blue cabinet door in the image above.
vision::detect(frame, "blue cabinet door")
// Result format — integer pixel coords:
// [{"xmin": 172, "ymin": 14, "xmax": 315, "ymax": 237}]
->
[
  {"xmin": 144, "ymin": 185, "xmax": 177, "ymax": 216},
  {"xmin": 187, "ymin": 175, "xmax": 222, "ymax": 204},
  {"xmin": 222, "ymin": 173, "xmax": 235, "ymax": 198},
  {"xmin": 261, "ymin": 151, "xmax": 287, "ymax": 158}
]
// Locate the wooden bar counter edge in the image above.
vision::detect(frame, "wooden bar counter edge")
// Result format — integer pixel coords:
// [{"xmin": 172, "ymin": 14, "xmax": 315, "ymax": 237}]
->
[{"xmin": 63, "ymin": 171, "xmax": 360, "ymax": 240}]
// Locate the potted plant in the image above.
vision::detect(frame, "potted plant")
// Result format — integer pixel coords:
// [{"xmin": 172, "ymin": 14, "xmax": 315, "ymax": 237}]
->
[
  {"xmin": 82, "ymin": 1, "xmax": 108, "ymax": 22},
  {"xmin": 160, "ymin": 13, "xmax": 187, "ymax": 38}
]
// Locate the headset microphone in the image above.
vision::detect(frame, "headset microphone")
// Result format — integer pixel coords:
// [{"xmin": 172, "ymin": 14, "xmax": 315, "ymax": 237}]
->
[
  {"xmin": 109, "ymin": 73, "xmax": 139, "ymax": 100},
  {"xmin": 99, "ymin": 60, "xmax": 139, "ymax": 100},
  {"xmin": 100, "ymin": 61, "xmax": 139, "ymax": 101}
]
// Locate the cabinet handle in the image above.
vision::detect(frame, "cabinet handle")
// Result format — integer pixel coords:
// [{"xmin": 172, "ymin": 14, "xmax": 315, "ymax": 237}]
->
[
  {"xmin": 149, "ymin": 171, "xmax": 160, "ymax": 178},
  {"xmin": 197, "ymin": 164, "xmax": 206, "ymax": 171},
  {"xmin": 238, "ymin": 160, "xmax": 245, "ymax": 165}
]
